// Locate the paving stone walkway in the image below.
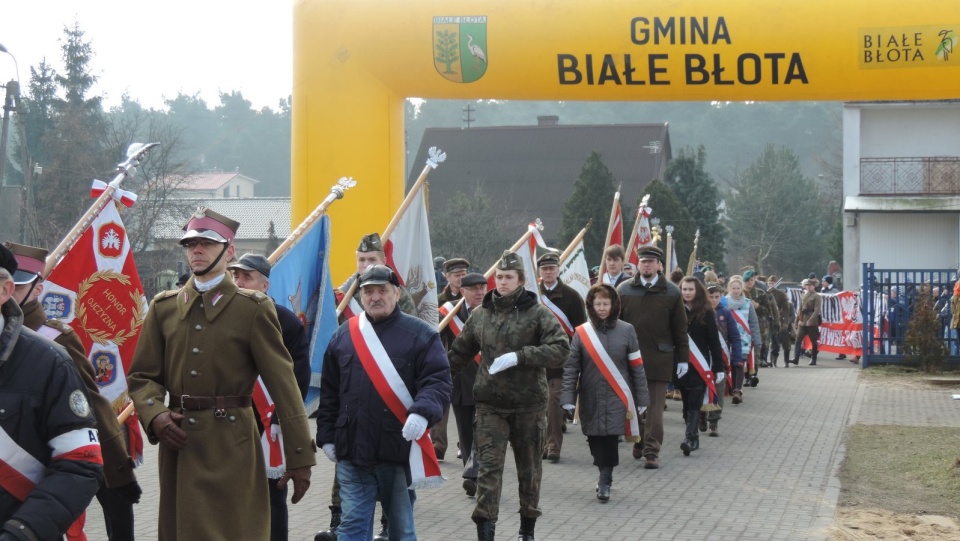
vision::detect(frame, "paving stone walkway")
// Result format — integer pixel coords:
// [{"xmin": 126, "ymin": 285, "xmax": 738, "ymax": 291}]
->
[{"xmin": 82, "ymin": 356, "xmax": 959, "ymax": 540}]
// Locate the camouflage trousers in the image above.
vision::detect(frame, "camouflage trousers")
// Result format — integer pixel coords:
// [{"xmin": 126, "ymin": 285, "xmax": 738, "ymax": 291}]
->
[{"xmin": 472, "ymin": 403, "xmax": 546, "ymax": 523}]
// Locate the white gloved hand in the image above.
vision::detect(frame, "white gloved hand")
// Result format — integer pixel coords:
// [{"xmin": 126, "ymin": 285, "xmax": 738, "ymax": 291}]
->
[
  {"xmin": 637, "ymin": 406, "xmax": 647, "ymax": 416},
  {"xmin": 322, "ymin": 443, "xmax": 337, "ymax": 463},
  {"xmin": 402, "ymin": 413, "xmax": 428, "ymax": 441},
  {"xmin": 561, "ymin": 404, "xmax": 576, "ymax": 412},
  {"xmin": 715, "ymin": 372, "xmax": 725, "ymax": 384},
  {"xmin": 676, "ymin": 362, "xmax": 689, "ymax": 379},
  {"xmin": 489, "ymin": 352, "xmax": 519, "ymax": 375}
]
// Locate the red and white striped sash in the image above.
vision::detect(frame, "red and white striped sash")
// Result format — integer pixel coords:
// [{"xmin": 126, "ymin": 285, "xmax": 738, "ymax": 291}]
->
[
  {"xmin": 440, "ymin": 302, "xmax": 480, "ymax": 365},
  {"xmin": 542, "ymin": 296, "xmax": 574, "ymax": 337},
  {"xmin": 252, "ymin": 379, "xmax": 285, "ymax": 478},
  {"xmin": 688, "ymin": 336, "xmax": 718, "ymax": 408},
  {"xmin": 729, "ymin": 308, "xmax": 755, "ymax": 372},
  {"xmin": 349, "ymin": 313, "xmax": 444, "ymax": 489},
  {"xmin": 575, "ymin": 324, "xmax": 640, "ymax": 442},
  {"xmin": 0, "ymin": 426, "xmax": 102, "ymax": 502},
  {"xmin": 341, "ymin": 296, "xmax": 363, "ymax": 320},
  {"xmin": 717, "ymin": 331, "xmax": 733, "ymax": 393}
]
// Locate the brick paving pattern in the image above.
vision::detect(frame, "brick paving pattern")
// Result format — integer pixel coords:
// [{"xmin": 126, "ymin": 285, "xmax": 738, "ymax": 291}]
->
[{"xmin": 79, "ymin": 356, "xmax": 957, "ymax": 540}]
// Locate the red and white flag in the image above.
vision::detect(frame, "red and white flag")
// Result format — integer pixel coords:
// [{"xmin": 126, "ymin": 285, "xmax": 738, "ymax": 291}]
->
[
  {"xmin": 383, "ymin": 186, "xmax": 439, "ymax": 325},
  {"xmin": 609, "ymin": 202, "xmax": 623, "ymax": 249},
  {"xmin": 628, "ymin": 205, "xmax": 654, "ymax": 266},
  {"xmin": 42, "ymin": 202, "xmax": 147, "ymax": 455}
]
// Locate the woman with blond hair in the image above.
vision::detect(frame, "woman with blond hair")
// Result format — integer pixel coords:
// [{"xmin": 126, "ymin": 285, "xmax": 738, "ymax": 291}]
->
[{"xmin": 724, "ymin": 275, "xmax": 761, "ymax": 402}]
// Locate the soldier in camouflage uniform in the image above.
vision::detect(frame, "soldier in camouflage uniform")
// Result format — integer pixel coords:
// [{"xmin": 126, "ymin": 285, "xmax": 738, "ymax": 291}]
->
[
  {"xmin": 742, "ymin": 269, "xmax": 779, "ymax": 378},
  {"xmin": 765, "ymin": 275, "xmax": 794, "ymax": 367},
  {"xmin": 447, "ymin": 251, "xmax": 570, "ymax": 541}
]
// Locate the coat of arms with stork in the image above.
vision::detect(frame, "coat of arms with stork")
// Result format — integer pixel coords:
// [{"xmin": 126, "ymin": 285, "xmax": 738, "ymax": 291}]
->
[{"xmin": 433, "ymin": 15, "xmax": 488, "ymax": 83}]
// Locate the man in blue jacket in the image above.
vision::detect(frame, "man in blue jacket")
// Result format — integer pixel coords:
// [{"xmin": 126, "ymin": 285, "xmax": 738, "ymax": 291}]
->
[{"xmin": 317, "ymin": 265, "xmax": 451, "ymax": 541}]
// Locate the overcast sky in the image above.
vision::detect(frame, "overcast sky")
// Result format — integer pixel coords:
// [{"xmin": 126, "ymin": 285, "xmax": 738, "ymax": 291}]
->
[{"xmin": 0, "ymin": 1, "xmax": 293, "ymax": 110}]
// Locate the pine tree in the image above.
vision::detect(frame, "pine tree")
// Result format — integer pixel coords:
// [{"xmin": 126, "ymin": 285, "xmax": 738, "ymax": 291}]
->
[
  {"xmin": 664, "ymin": 145, "xmax": 726, "ymax": 271},
  {"xmin": 558, "ymin": 152, "xmax": 617, "ymax": 266},
  {"xmin": 644, "ymin": 180, "xmax": 696, "ymax": 270},
  {"xmin": 726, "ymin": 144, "xmax": 826, "ymax": 277}
]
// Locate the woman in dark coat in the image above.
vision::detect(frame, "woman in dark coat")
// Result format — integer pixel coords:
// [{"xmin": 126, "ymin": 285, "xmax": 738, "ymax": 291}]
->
[
  {"xmin": 677, "ymin": 277, "xmax": 725, "ymax": 456},
  {"xmin": 561, "ymin": 284, "xmax": 649, "ymax": 502}
]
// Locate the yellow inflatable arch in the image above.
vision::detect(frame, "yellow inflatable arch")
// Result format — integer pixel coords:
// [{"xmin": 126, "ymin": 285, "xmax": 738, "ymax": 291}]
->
[{"xmin": 293, "ymin": 0, "xmax": 960, "ymax": 279}]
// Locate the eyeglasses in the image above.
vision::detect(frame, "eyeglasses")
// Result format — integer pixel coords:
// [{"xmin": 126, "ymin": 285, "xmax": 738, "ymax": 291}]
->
[{"xmin": 182, "ymin": 239, "xmax": 221, "ymax": 250}]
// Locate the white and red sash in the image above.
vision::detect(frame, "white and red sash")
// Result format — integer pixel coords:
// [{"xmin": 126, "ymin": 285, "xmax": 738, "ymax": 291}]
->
[
  {"xmin": 717, "ymin": 331, "xmax": 733, "ymax": 393},
  {"xmin": 349, "ymin": 313, "xmax": 444, "ymax": 489},
  {"xmin": 729, "ymin": 308, "xmax": 756, "ymax": 373},
  {"xmin": 575, "ymin": 324, "xmax": 640, "ymax": 442},
  {"xmin": 252, "ymin": 379, "xmax": 285, "ymax": 479},
  {"xmin": 0, "ymin": 426, "xmax": 102, "ymax": 502},
  {"xmin": 687, "ymin": 336, "xmax": 719, "ymax": 411},
  {"xmin": 542, "ymin": 296, "xmax": 575, "ymax": 337},
  {"xmin": 440, "ymin": 302, "xmax": 480, "ymax": 365},
  {"xmin": 341, "ymin": 296, "xmax": 363, "ymax": 320}
]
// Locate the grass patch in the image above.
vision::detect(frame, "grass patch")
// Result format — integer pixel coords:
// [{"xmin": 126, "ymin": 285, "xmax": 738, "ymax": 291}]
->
[
  {"xmin": 861, "ymin": 365, "xmax": 922, "ymax": 379},
  {"xmin": 839, "ymin": 425, "xmax": 960, "ymax": 518}
]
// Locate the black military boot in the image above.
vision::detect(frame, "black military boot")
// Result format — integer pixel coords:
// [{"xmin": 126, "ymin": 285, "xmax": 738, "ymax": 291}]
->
[
  {"xmin": 476, "ymin": 519, "xmax": 496, "ymax": 541},
  {"xmin": 809, "ymin": 353, "xmax": 818, "ymax": 366},
  {"xmin": 596, "ymin": 467, "xmax": 612, "ymax": 502},
  {"xmin": 518, "ymin": 516, "xmax": 536, "ymax": 541},
  {"xmin": 314, "ymin": 506, "xmax": 341, "ymax": 541},
  {"xmin": 374, "ymin": 513, "xmax": 388, "ymax": 541},
  {"xmin": 681, "ymin": 410, "xmax": 699, "ymax": 456}
]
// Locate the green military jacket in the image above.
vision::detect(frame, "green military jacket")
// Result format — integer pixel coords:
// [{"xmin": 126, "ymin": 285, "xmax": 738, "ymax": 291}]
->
[
  {"xmin": 747, "ymin": 284, "xmax": 781, "ymax": 334},
  {"xmin": 447, "ymin": 286, "xmax": 569, "ymax": 411},
  {"xmin": 127, "ymin": 273, "xmax": 315, "ymax": 541}
]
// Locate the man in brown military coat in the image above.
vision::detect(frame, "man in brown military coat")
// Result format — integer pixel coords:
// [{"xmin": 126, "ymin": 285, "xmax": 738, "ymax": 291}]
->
[
  {"xmin": 8, "ymin": 242, "xmax": 142, "ymax": 540},
  {"xmin": 127, "ymin": 209, "xmax": 315, "ymax": 541}
]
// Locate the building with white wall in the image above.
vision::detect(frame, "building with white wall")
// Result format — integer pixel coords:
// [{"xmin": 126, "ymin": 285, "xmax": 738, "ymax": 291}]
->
[{"xmin": 843, "ymin": 101, "xmax": 960, "ymax": 286}]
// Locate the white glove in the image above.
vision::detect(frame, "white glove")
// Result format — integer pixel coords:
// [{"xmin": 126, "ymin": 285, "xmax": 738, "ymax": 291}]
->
[
  {"xmin": 637, "ymin": 406, "xmax": 647, "ymax": 416},
  {"xmin": 322, "ymin": 443, "xmax": 337, "ymax": 463},
  {"xmin": 561, "ymin": 404, "xmax": 575, "ymax": 412},
  {"xmin": 489, "ymin": 352, "xmax": 519, "ymax": 375},
  {"xmin": 676, "ymin": 362, "xmax": 689, "ymax": 379},
  {"xmin": 715, "ymin": 372, "xmax": 725, "ymax": 384},
  {"xmin": 402, "ymin": 413, "xmax": 428, "ymax": 441}
]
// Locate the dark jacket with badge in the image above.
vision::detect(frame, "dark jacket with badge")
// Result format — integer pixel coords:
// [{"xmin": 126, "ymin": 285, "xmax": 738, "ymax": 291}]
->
[
  {"xmin": 447, "ymin": 286, "xmax": 570, "ymax": 411},
  {"xmin": 561, "ymin": 285, "xmax": 649, "ymax": 437},
  {"xmin": 617, "ymin": 273, "xmax": 690, "ymax": 383},
  {"xmin": 0, "ymin": 298, "xmax": 103, "ymax": 541},
  {"xmin": 316, "ymin": 306, "xmax": 452, "ymax": 466},
  {"xmin": 127, "ymin": 274, "xmax": 315, "ymax": 541},
  {"xmin": 21, "ymin": 299, "xmax": 136, "ymax": 489}
]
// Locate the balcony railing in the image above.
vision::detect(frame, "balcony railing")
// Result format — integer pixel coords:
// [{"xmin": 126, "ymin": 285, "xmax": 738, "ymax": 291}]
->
[{"xmin": 860, "ymin": 157, "xmax": 960, "ymax": 195}]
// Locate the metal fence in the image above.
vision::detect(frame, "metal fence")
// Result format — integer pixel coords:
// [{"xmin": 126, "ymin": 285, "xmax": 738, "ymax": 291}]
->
[{"xmin": 861, "ymin": 263, "xmax": 960, "ymax": 368}]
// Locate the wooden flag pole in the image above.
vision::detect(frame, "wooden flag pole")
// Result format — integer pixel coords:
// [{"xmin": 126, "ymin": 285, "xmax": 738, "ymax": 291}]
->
[
  {"xmin": 558, "ymin": 220, "xmax": 592, "ymax": 266},
  {"xmin": 268, "ymin": 177, "xmax": 357, "ymax": 265},
  {"xmin": 116, "ymin": 401, "xmax": 136, "ymax": 424},
  {"xmin": 597, "ymin": 189, "xmax": 621, "ymax": 277},
  {"xmin": 336, "ymin": 147, "xmax": 446, "ymax": 316},
  {"xmin": 44, "ymin": 143, "xmax": 160, "ymax": 277},
  {"xmin": 437, "ymin": 223, "xmax": 541, "ymax": 332},
  {"xmin": 665, "ymin": 231, "xmax": 674, "ymax": 273}
]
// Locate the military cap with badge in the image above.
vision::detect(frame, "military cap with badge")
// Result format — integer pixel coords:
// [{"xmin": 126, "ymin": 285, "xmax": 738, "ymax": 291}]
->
[
  {"xmin": 443, "ymin": 258, "xmax": 470, "ymax": 274},
  {"xmin": 536, "ymin": 251, "xmax": 561, "ymax": 268},
  {"xmin": 357, "ymin": 233, "xmax": 385, "ymax": 253},
  {"xmin": 179, "ymin": 208, "xmax": 240, "ymax": 276}
]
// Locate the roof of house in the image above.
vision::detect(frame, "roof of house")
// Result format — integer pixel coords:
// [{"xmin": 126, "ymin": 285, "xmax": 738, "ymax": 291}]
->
[
  {"xmin": 407, "ymin": 121, "xmax": 671, "ymax": 240},
  {"xmin": 154, "ymin": 198, "xmax": 291, "ymax": 240},
  {"xmin": 178, "ymin": 172, "xmax": 260, "ymax": 191}
]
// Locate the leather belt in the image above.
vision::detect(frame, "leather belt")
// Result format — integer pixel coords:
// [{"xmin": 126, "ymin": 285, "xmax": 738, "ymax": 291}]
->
[{"xmin": 169, "ymin": 394, "xmax": 252, "ymax": 411}]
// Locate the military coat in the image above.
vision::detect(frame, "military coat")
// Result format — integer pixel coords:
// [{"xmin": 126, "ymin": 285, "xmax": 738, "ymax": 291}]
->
[
  {"xmin": 797, "ymin": 290, "xmax": 823, "ymax": 327},
  {"xmin": 127, "ymin": 274, "xmax": 316, "ymax": 541}
]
